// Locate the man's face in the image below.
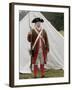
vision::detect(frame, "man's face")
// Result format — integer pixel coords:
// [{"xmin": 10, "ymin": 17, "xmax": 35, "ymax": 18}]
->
[{"xmin": 35, "ymin": 22, "xmax": 41, "ymax": 28}]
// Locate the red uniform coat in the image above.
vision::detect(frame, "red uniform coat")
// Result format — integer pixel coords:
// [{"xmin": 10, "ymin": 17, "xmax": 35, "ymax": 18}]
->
[{"xmin": 27, "ymin": 29, "xmax": 49, "ymax": 64}]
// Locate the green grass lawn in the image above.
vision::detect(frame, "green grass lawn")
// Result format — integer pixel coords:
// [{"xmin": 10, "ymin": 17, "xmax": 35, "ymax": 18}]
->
[{"xmin": 19, "ymin": 69, "xmax": 64, "ymax": 79}]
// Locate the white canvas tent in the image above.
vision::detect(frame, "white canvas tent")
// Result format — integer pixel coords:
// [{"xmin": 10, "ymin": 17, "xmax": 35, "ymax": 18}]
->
[{"xmin": 19, "ymin": 12, "xmax": 64, "ymax": 73}]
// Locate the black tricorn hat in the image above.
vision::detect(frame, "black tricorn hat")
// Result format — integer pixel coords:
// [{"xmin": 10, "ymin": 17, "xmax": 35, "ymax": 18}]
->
[{"xmin": 32, "ymin": 17, "xmax": 44, "ymax": 23}]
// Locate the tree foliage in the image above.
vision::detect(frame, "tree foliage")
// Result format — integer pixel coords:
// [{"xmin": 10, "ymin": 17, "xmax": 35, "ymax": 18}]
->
[{"xmin": 42, "ymin": 12, "xmax": 64, "ymax": 31}]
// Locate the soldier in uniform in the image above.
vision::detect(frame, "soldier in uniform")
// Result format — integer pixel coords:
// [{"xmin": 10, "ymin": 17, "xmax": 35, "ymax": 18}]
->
[{"xmin": 27, "ymin": 17, "xmax": 49, "ymax": 78}]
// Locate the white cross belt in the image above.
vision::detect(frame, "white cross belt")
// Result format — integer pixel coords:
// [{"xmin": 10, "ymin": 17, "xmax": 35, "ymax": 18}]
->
[{"xmin": 32, "ymin": 28, "xmax": 45, "ymax": 50}]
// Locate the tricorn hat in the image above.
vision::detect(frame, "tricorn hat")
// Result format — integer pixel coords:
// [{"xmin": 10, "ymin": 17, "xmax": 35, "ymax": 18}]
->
[{"xmin": 32, "ymin": 17, "xmax": 44, "ymax": 23}]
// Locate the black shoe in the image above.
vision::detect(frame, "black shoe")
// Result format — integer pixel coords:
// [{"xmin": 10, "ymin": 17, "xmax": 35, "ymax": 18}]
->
[
  {"xmin": 41, "ymin": 76, "xmax": 45, "ymax": 78},
  {"xmin": 34, "ymin": 76, "xmax": 37, "ymax": 78}
]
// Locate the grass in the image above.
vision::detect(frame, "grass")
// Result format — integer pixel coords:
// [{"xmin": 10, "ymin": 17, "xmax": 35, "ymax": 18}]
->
[{"xmin": 19, "ymin": 69, "xmax": 64, "ymax": 79}]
